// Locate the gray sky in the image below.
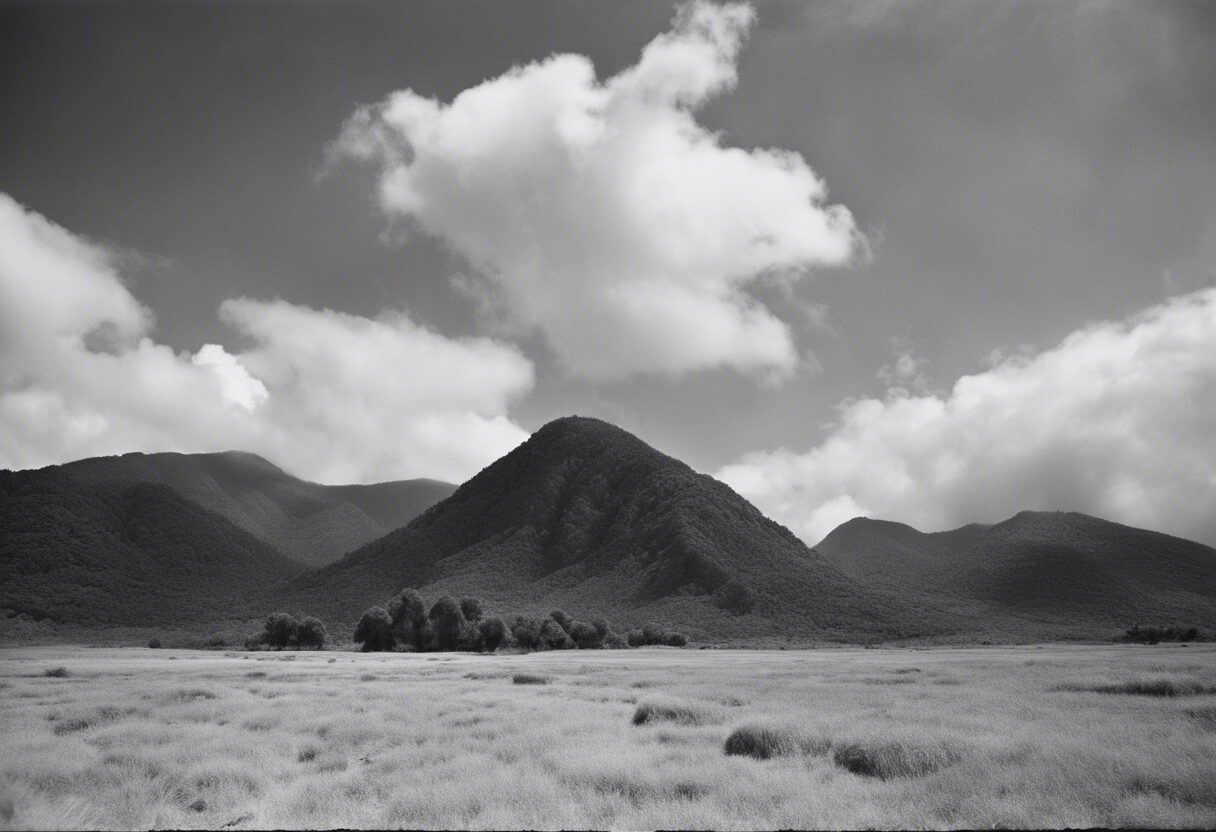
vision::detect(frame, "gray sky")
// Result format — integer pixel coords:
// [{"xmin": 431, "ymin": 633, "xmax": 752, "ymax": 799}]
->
[{"xmin": 3, "ymin": 1, "xmax": 1215, "ymax": 544}]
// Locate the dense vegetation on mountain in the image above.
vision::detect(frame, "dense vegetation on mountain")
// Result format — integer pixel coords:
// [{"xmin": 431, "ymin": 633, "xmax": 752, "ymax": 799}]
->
[
  {"xmin": 814, "ymin": 511, "xmax": 1216, "ymax": 637},
  {"xmin": 287, "ymin": 417, "xmax": 954, "ymax": 641},
  {"xmin": 0, "ymin": 470, "xmax": 305, "ymax": 630},
  {"xmin": 49, "ymin": 451, "xmax": 454, "ymax": 567}
]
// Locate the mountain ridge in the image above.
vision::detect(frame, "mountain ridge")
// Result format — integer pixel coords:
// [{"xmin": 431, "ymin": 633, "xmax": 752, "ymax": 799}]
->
[
  {"xmin": 40, "ymin": 450, "xmax": 455, "ymax": 567},
  {"xmin": 285, "ymin": 416, "xmax": 960, "ymax": 641}
]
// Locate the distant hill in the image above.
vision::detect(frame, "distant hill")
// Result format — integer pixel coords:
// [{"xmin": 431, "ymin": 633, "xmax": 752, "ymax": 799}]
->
[
  {"xmin": 0, "ymin": 469, "xmax": 306, "ymax": 631},
  {"xmin": 46, "ymin": 451, "xmax": 455, "ymax": 567},
  {"xmin": 814, "ymin": 511, "xmax": 1216, "ymax": 637},
  {"xmin": 287, "ymin": 417, "xmax": 957, "ymax": 641}
]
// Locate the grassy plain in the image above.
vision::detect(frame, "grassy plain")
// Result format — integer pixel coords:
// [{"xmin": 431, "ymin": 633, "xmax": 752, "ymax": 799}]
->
[{"xmin": 1, "ymin": 644, "xmax": 1214, "ymax": 830}]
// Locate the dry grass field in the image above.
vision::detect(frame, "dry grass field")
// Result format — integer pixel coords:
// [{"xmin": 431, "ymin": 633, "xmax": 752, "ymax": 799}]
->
[{"xmin": 2, "ymin": 644, "xmax": 1215, "ymax": 830}]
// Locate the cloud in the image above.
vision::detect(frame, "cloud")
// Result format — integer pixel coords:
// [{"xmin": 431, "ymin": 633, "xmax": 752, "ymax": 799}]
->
[
  {"xmin": 719, "ymin": 288, "xmax": 1216, "ymax": 546},
  {"xmin": 0, "ymin": 193, "xmax": 533, "ymax": 483},
  {"xmin": 332, "ymin": 0, "xmax": 863, "ymax": 381}
]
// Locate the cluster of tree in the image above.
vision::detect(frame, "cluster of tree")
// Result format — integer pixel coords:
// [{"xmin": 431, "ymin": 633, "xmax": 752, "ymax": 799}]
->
[
  {"xmin": 245, "ymin": 612, "xmax": 328, "ymax": 650},
  {"xmin": 353, "ymin": 591, "xmax": 508, "ymax": 653},
  {"xmin": 1117, "ymin": 624, "xmax": 1203, "ymax": 644},
  {"xmin": 353, "ymin": 588, "xmax": 688, "ymax": 653}
]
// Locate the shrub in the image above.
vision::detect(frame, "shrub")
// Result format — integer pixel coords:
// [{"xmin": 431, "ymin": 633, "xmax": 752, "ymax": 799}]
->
[
  {"xmin": 626, "ymin": 629, "xmax": 646, "ymax": 648},
  {"xmin": 353, "ymin": 607, "xmax": 395, "ymax": 652},
  {"xmin": 202, "ymin": 634, "xmax": 226, "ymax": 649},
  {"xmin": 296, "ymin": 616, "xmax": 327, "ymax": 650},
  {"xmin": 664, "ymin": 631, "xmax": 688, "ymax": 647},
  {"xmin": 1118, "ymin": 624, "xmax": 1202, "ymax": 644},
  {"xmin": 832, "ymin": 740, "xmax": 961, "ymax": 779},
  {"xmin": 243, "ymin": 632, "xmax": 266, "ymax": 651},
  {"xmin": 1081, "ymin": 678, "xmax": 1216, "ymax": 696},
  {"xmin": 723, "ymin": 724, "xmax": 829, "ymax": 759},
  {"xmin": 43, "ymin": 667, "xmax": 70, "ymax": 678},
  {"xmin": 478, "ymin": 617, "xmax": 508, "ymax": 652},
  {"xmin": 147, "ymin": 638, "xmax": 161, "ymax": 649},
  {"xmin": 591, "ymin": 618, "xmax": 611, "ymax": 639},
  {"xmin": 632, "ymin": 699, "xmax": 719, "ymax": 726},
  {"xmin": 512, "ymin": 673, "xmax": 549, "ymax": 685}
]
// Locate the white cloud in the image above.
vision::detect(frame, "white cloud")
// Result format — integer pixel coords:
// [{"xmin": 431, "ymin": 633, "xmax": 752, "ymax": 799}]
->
[
  {"xmin": 332, "ymin": 0, "xmax": 863, "ymax": 381},
  {"xmin": 0, "ymin": 193, "xmax": 533, "ymax": 484},
  {"xmin": 719, "ymin": 288, "xmax": 1216, "ymax": 546}
]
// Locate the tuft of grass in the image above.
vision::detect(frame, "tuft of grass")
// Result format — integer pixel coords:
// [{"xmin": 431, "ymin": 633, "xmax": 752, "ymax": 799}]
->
[
  {"xmin": 1183, "ymin": 706, "xmax": 1216, "ymax": 729},
  {"xmin": 42, "ymin": 667, "xmax": 70, "ymax": 678},
  {"xmin": 723, "ymin": 724, "xmax": 830, "ymax": 759},
  {"xmin": 244, "ymin": 671, "xmax": 267, "ymax": 679},
  {"xmin": 1056, "ymin": 678, "xmax": 1216, "ymax": 696},
  {"xmin": 631, "ymin": 699, "xmax": 720, "ymax": 726},
  {"xmin": 512, "ymin": 673, "xmax": 550, "ymax": 685},
  {"xmin": 51, "ymin": 705, "xmax": 139, "ymax": 735},
  {"xmin": 158, "ymin": 688, "xmax": 218, "ymax": 705},
  {"xmin": 832, "ymin": 740, "xmax": 962, "ymax": 779},
  {"xmin": 359, "ymin": 674, "xmax": 377, "ymax": 682},
  {"xmin": 297, "ymin": 745, "xmax": 320, "ymax": 762}
]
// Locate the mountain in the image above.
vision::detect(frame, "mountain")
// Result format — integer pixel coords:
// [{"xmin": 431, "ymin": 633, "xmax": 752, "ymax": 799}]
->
[
  {"xmin": 287, "ymin": 416, "xmax": 956, "ymax": 641},
  {"xmin": 45, "ymin": 451, "xmax": 455, "ymax": 567},
  {"xmin": 814, "ymin": 511, "xmax": 1216, "ymax": 636},
  {"xmin": 0, "ymin": 469, "xmax": 306, "ymax": 631}
]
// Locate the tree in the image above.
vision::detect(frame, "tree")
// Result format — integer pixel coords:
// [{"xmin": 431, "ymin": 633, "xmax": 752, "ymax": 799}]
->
[
  {"xmin": 353, "ymin": 607, "xmax": 395, "ymax": 652},
  {"xmin": 296, "ymin": 616, "xmax": 328, "ymax": 650},
  {"xmin": 389, "ymin": 588, "xmax": 429, "ymax": 650},
  {"xmin": 538, "ymin": 619, "xmax": 575, "ymax": 650},
  {"xmin": 550, "ymin": 610, "xmax": 574, "ymax": 633},
  {"xmin": 460, "ymin": 597, "xmax": 484, "ymax": 623},
  {"xmin": 591, "ymin": 618, "xmax": 611, "ymax": 639},
  {"xmin": 428, "ymin": 595, "xmax": 468, "ymax": 651},
  {"xmin": 147, "ymin": 637, "xmax": 161, "ymax": 649},
  {"xmin": 511, "ymin": 617, "xmax": 543, "ymax": 650},
  {"xmin": 478, "ymin": 617, "xmax": 508, "ymax": 652},
  {"xmin": 570, "ymin": 620, "xmax": 602, "ymax": 649},
  {"xmin": 263, "ymin": 613, "xmax": 299, "ymax": 650},
  {"xmin": 642, "ymin": 622, "xmax": 666, "ymax": 646}
]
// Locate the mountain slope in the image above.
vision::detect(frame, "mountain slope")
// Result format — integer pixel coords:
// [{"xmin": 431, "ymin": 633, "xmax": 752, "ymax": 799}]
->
[
  {"xmin": 47, "ymin": 451, "xmax": 455, "ymax": 567},
  {"xmin": 0, "ymin": 469, "xmax": 306, "ymax": 630},
  {"xmin": 814, "ymin": 511, "xmax": 1216, "ymax": 635},
  {"xmin": 288, "ymin": 417, "xmax": 956, "ymax": 641}
]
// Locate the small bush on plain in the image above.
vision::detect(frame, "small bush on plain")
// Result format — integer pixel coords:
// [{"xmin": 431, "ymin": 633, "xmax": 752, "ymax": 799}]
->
[
  {"xmin": 832, "ymin": 740, "xmax": 962, "ymax": 779},
  {"xmin": 632, "ymin": 699, "xmax": 719, "ymax": 726},
  {"xmin": 513, "ymin": 673, "xmax": 549, "ymax": 685},
  {"xmin": 723, "ymin": 724, "xmax": 829, "ymax": 759}
]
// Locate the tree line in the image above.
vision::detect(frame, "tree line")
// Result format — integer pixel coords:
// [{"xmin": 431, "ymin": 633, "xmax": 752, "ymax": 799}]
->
[{"xmin": 352, "ymin": 588, "xmax": 687, "ymax": 652}]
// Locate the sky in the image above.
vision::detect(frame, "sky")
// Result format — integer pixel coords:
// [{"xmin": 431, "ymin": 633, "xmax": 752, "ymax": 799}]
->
[{"xmin": 2, "ymin": 0, "xmax": 1215, "ymax": 545}]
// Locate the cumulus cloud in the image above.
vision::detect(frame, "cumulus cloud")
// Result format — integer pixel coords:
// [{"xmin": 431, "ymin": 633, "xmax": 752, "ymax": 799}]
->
[
  {"xmin": 0, "ymin": 193, "xmax": 533, "ymax": 483},
  {"xmin": 719, "ymin": 288, "xmax": 1216, "ymax": 546},
  {"xmin": 332, "ymin": 0, "xmax": 863, "ymax": 380}
]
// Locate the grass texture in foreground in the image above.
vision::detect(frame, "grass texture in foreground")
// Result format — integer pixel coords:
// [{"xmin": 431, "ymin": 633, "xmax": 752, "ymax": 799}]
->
[{"xmin": 1, "ymin": 644, "xmax": 1215, "ymax": 829}]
